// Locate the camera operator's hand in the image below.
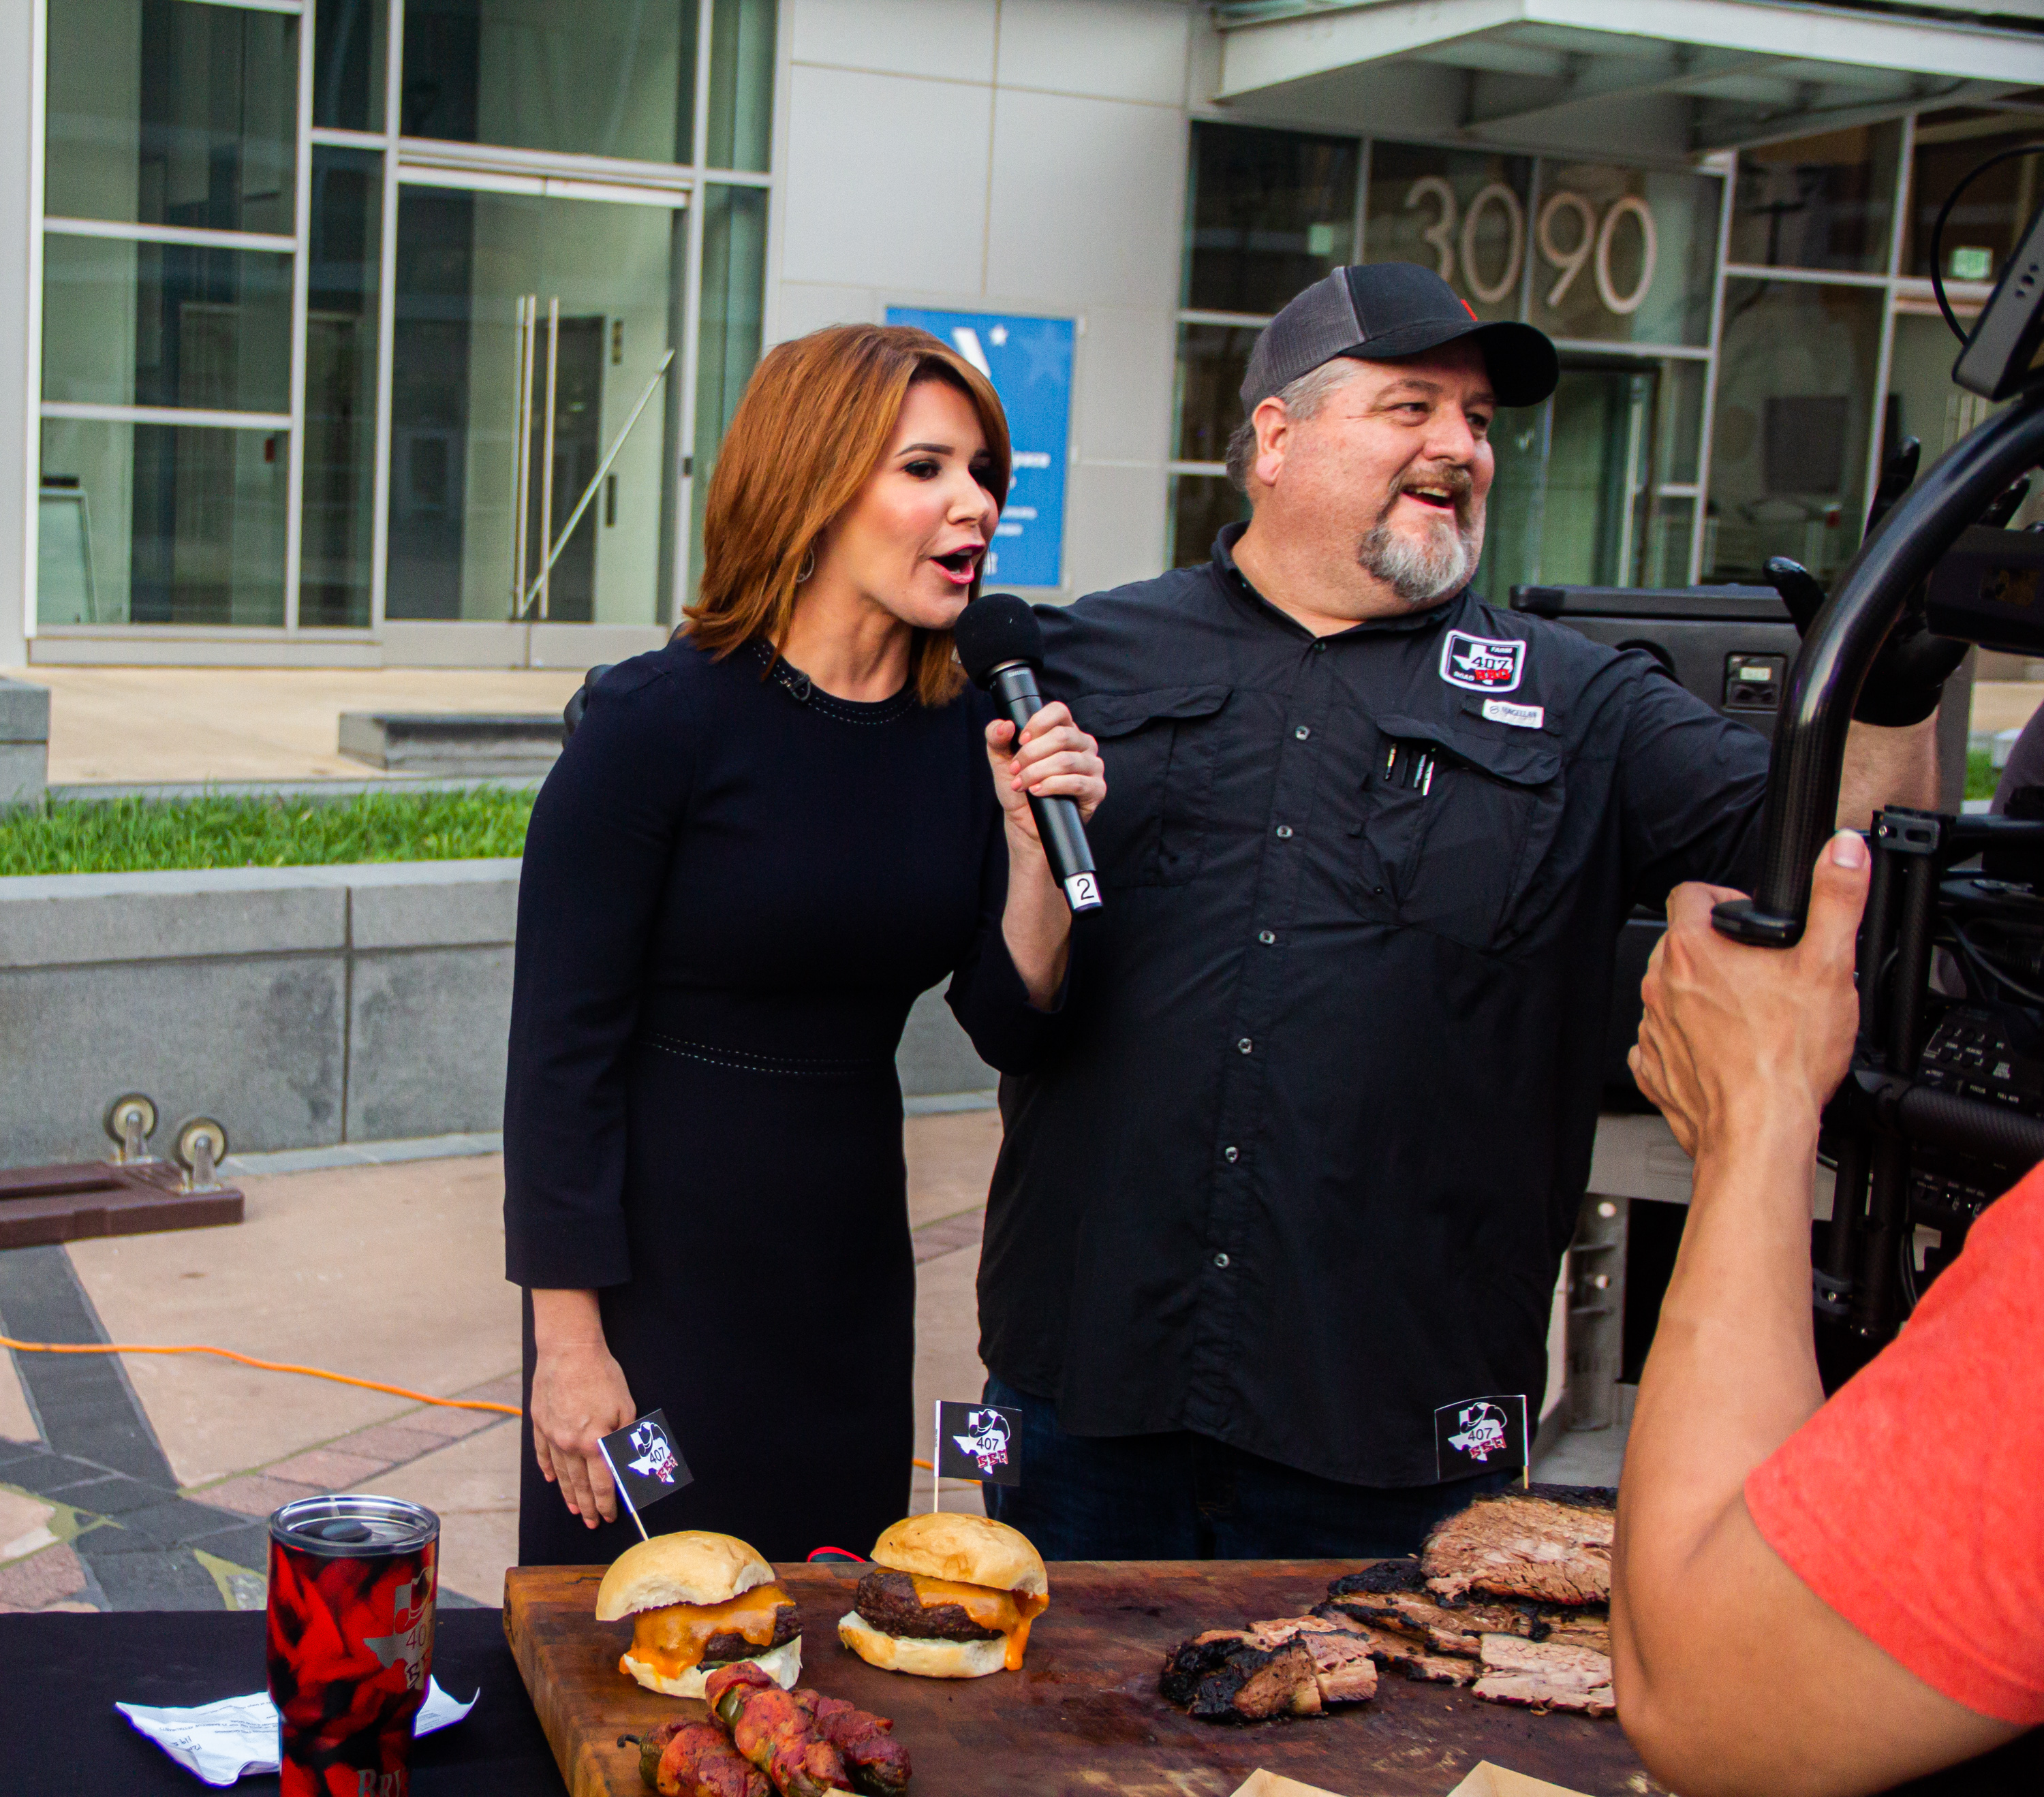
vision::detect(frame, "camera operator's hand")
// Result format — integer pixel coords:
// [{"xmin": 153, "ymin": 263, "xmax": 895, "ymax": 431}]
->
[{"xmin": 1629, "ymin": 832, "xmax": 1870, "ymax": 1160}]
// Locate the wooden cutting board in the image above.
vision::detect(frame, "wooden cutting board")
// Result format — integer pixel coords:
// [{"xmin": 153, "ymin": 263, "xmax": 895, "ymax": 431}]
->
[{"xmin": 502, "ymin": 1561, "xmax": 1665, "ymax": 1797}]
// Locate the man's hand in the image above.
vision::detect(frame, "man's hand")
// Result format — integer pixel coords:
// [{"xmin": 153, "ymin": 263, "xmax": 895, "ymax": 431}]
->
[{"xmin": 1628, "ymin": 830, "xmax": 1870, "ymax": 1160}]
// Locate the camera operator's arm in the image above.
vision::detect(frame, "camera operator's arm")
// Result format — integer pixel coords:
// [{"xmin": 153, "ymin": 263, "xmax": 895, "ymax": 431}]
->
[
  {"xmin": 1613, "ymin": 835, "xmax": 2020, "ymax": 1797},
  {"xmin": 1836, "ymin": 715, "xmax": 1938, "ymax": 833}
]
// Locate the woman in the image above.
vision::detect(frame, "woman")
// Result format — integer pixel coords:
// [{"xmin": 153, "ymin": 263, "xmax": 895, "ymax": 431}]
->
[{"xmin": 503, "ymin": 325, "xmax": 1103, "ymax": 1566}]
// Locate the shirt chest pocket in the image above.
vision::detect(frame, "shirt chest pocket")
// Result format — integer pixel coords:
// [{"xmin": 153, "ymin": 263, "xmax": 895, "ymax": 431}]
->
[
  {"xmin": 1080, "ymin": 686, "xmax": 1233, "ymax": 888},
  {"xmin": 1357, "ymin": 713, "xmax": 1566, "ymax": 953}
]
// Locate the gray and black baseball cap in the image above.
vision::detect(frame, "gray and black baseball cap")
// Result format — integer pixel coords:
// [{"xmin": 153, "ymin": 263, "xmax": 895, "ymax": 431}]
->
[{"xmin": 1241, "ymin": 262, "xmax": 1559, "ymax": 412}]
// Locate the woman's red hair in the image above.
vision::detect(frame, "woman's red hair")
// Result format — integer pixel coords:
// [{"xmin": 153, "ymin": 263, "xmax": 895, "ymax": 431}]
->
[{"xmin": 683, "ymin": 324, "xmax": 1010, "ymax": 706}]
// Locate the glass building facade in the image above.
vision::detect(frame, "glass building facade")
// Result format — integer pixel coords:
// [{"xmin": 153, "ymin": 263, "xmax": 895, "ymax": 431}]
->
[
  {"xmin": 19, "ymin": 4, "xmax": 2043, "ymax": 659},
  {"xmin": 1168, "ymin": 108, "xmax": 2044, "ymax": 600},
  {"xmin": 33, "ymin": 0, "xmax": 773, "ymax": 647}
]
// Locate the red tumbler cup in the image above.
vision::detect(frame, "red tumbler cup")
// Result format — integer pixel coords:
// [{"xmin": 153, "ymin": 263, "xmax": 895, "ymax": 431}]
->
[{"xmin": 267, "ymin": 1495, "xmax": 440, "ymax": 1797}]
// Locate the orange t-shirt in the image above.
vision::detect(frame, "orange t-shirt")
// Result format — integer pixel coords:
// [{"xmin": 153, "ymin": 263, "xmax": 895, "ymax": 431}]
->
[{"xmin": 1746, "ymin": 1162, "xmax": 2044, "ymax": 1725}]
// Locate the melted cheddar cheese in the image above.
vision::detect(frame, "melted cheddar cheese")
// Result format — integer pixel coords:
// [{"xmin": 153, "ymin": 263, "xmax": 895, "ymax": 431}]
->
[
  {"xmin": 907, "ymin": 1574, "xmax": 1050, "ymax": 1670},
  {"xmin": 623, "ymin": 1582, "xmax": 792, "ymax": 1682}
]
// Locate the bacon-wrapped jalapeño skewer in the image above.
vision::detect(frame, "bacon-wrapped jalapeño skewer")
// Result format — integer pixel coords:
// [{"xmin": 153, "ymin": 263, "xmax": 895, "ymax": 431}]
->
[{"xmin": 638, "ymin": 1719, "xmax": 771, "ymax": 1797}]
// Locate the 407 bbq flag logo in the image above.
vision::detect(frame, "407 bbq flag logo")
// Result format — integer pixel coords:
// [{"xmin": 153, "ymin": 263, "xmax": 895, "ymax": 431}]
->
[
  {"xmin": 936, "ymin": 1400, "xmax": 1023, "ymax": 1487},
  {"xmin": 1434, "ymin": 1394, "xmax": 1529, "ymax": 1479},
  {"xmin": 598, "ymin": 1409, "xmax": 694, "ymax": 1535},
  {"xmin": 1440, "ymin": 630, "xmax": 1526, "ymax": 693}
]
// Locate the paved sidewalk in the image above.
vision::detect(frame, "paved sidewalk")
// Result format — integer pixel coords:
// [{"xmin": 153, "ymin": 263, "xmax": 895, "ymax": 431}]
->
[
  {"xmin": 6, "ymin": 667, "xmax": 584, "ymax": 787},
  {"xmin": 5, "ymin": 665, "xmax": 2040, "ymax": 792},
  {"xmin": 0, "ymin": 1110, "xmax": 1001, "ymax": 1612}
]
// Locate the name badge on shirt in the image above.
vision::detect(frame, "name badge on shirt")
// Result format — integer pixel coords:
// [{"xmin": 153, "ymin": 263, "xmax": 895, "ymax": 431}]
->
[
  {"xmin": 1482, "ymin": 698, "xmax": 1545, "ymax": 730},
  {"xmin": 1435, "ymin": 1394, "xmax": 1528, "ymax": 1478}
]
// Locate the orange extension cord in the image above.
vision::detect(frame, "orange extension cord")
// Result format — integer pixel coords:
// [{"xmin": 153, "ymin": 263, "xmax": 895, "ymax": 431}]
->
[{"xmin": 0, "ymin": 1335, "xmax": 521, "ymax": 1416}]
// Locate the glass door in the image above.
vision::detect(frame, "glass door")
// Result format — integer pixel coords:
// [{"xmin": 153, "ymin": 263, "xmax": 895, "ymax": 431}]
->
[
  {"xmin": 386, "ymin": 181, "xmax": 685, "ymax": 625},
  {"xmin": 1478, "ymin": 360, "xmax": 1661, "ymax": 598}
]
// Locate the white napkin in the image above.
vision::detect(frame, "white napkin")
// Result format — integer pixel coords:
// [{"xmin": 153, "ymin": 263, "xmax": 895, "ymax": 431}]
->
[{"xmin": 116, "ymin": 1678, "xmax": 477, "ymax": 1787}]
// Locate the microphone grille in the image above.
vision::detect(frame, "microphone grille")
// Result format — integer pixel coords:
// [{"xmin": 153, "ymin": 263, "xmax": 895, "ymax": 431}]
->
[{"xmin": 953, "ymin": 594, "xmax": 1044, "ymax": 685}]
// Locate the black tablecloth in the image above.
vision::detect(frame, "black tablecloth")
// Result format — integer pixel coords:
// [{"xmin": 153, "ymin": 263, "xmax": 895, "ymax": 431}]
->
[{"xmin": 0, "ymin": 1609, "xmax": 565, "ymax": 1796}]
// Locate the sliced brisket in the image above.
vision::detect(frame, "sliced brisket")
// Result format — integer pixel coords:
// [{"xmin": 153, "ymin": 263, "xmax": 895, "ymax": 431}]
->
[{"xmin": 1422, "ymin": 1486, "xmax": 1615, "ymax": 1606}]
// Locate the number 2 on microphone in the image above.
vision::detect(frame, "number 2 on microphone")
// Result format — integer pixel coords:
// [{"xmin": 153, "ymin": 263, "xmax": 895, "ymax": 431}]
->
[{"xmin": 1064, "ymin": 872, "xmax": 1102, "ymax": 912}]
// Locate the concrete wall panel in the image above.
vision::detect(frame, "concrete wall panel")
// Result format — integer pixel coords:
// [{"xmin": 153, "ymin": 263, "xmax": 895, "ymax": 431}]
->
[
  {"xmin": 345, "ymin": 861, "xmax": 521, "ymax": 951},
  {"xmin": 1065, "ymin": 459, "xmax": 1171, "ymax": 598},
  {"xmin": 1074, "ymin": 304, "xmax": 1177, "ymax": 467},
  {"xmin": 0, "ymin": 954, "xmax": 345, "ymax": 1164},
  {"xmin": 0, "ymin": 871, "xmax": 347, "ymax": 969},
  {"xmin": 0, "ymin": 860, "xmax": 994, "ymax": 1164},
  {"xmin": 790, "ymin": 0, "xmax": 998, "ymax": 84},
  {"xmin": 347, "ymin": 946, "xmax": 515, "ymax": 1143},
  {"xmin": 899, "ymin": 985, "xmax": 995, "ymax": 1098},
  {"xmin": 771, "ymin": 282, "xmax": 880, "ymax": 347},
  {"xmin": 985, "ymin": 89, "xmax": 1185, "ymax": 309},
  {"xmin": 996, "ymin": 0, "xmax": 1191, "ymax": 106},
  {"xmin": 781, "ymin": 67, "xmax": 993, "ymax": 292}
]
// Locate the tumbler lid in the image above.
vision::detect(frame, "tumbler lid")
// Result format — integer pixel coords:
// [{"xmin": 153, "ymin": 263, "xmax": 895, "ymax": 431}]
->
[{"xmin": 269, "ymin": 1494, "xmax": 439, "ymax": 1555}]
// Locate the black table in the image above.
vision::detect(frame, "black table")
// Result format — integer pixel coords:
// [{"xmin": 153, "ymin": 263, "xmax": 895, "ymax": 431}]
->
[{"xmin": 0, "ymin": 1609, "xmax": 565, "ymax": 1796}]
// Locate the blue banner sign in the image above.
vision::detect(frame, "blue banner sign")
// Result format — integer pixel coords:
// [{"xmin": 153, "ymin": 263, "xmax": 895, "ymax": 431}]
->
[{"xmin": 886, "ymin": 308, "xmax": 1073, "ymax": 589}]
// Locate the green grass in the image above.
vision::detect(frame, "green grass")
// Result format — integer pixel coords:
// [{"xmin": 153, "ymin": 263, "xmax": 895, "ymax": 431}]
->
[
  {"xmin": 0, "ymin": 787, "xmax": 536, "ymax": 877},
  {"xmin": 1967, "ymin": 748, "xmax": 2000, "ymax": 802}
]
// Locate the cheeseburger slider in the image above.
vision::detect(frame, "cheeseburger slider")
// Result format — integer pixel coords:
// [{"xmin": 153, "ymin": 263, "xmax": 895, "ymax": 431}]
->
[
  {"xmin": 597, "ymin": 1530, "xmax": 801, "ymax": 1697},
  {"xmin": 837, "ymin": 1513, "xmax": 1048, "ymax": 1678}
]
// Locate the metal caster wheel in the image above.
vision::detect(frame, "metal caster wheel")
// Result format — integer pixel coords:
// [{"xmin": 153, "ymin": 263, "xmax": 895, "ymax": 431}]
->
[
  {"xmin": 104, "ymin": 1093, "xmax": 159, "ymax": 1163},
  {"xmin": 171, "ymin": 1116, "xmax": 230, "ymax": 1192}
]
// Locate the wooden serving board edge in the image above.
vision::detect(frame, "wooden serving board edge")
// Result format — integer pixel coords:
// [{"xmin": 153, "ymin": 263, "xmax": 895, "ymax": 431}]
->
[{"xmin": 504, "ymin": 1567, "xmax": 620, "ymax": 1797}]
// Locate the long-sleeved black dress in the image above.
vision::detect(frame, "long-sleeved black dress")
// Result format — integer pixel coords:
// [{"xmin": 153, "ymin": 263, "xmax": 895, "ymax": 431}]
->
[{"xmin": 504, "ymin": 636, "xmax": 1056, "ymax": 1567}]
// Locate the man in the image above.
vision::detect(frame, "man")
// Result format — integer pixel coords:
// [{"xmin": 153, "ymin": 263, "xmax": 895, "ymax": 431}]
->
[
  {"xmin": 965, "ymin": 262, "xmax": 1942, "ymax": 1559},
  {"xmin": 1615, "ymin": 834, "xmax": 2040, "ymax": 1793}
]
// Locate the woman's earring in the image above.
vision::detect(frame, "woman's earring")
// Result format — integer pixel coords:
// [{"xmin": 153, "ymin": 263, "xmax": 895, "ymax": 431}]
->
[{"xmin": 795, "ymin": 548, "xmax": 816, "ymax": 584}]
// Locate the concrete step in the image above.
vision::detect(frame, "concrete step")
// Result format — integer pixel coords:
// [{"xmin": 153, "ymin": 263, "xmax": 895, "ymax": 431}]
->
[{"xmin": 338, "ymin": 711, "xmax": 563, "ymax": 775}]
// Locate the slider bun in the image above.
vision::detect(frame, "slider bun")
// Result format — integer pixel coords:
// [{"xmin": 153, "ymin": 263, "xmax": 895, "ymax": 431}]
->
[
  {"xmin": 869, "ymin": 1512, "xmax": 1048, "ymax": 1599},
  {"xmin": 621, "ymin": 1634, "xmax": 802, "ymax": 1699},
  {"xmin": 595, "ymin": 1530, "xmax": 774, "ymax": 1621},
  {"xmin": 837, "ymin": 1610, "xmax": 1007, "ymax": 1679}
]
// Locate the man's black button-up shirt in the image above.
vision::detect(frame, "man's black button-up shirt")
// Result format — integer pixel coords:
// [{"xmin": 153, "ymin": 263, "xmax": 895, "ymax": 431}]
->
[{"xmin": 971, "ymin": 527, "xmax": 1773, "ymax": 1488}]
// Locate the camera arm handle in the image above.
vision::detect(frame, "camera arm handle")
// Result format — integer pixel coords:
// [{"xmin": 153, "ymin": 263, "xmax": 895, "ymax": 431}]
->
[{"xmin": 1714, "ymin": 388, "xmax": 2044, "ymax": 948}]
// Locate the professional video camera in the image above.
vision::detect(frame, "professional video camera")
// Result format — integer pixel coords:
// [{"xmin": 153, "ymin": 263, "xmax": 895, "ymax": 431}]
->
[{"xmin": 1709, "ymin": 156, "xmax": 2044, "ymax": 1382}]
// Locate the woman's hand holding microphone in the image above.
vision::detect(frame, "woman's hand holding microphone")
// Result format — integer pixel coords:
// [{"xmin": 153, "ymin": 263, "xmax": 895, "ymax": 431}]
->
[{"xmin": 985, "ymin": 702, "xmax": 1104, "ymax": 1009}]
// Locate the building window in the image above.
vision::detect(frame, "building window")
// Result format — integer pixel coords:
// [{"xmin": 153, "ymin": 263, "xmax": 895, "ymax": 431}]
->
[
  {"xmin": 400, "ymin": 0, "xmax": 701, "ymax": 166},
  {"xmin": 1706, "ymin": 279, "xmax": 1885, "ymax": 587},
  {"xmin": 40, "ymin": 0, "xmax": 302, "ymax": 629},
  {"xmin": 1905, "ymin": 109, "xmax": 2044, "ymax": 285},
  {"xmin": 1173, "ymin": 121, "xmax": 1719, "ymax": 592},
  {"xmin": 1726, "ymin": 123, "xmax": 1902, "ymax": 276},
  {"xmin": 33, "ymin": 0, "xmax": 776, "ymax": 644}
]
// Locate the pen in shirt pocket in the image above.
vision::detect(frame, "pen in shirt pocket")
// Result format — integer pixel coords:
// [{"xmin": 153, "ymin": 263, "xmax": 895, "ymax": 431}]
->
[{"xmin": 1382, "ymin": 740, "xmax": 1437, "ymax": 796}]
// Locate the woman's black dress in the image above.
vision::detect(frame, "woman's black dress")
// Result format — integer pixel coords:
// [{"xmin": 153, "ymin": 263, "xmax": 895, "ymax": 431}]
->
[{"xmin": 504, "ymin": 638, "xmax": 1056, "ymax": 1567}]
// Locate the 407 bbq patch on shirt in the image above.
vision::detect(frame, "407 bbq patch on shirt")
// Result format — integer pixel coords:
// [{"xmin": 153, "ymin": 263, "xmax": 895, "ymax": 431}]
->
[{"xmin": 970, "ymin": 523, "xmax": 1774, "ymax": 1490}]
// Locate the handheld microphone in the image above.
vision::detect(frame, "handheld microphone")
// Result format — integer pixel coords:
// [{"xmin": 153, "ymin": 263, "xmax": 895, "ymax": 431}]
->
[{"xmin": 953, "ymin": 594, "xmax": 1103, "ymax": 913}]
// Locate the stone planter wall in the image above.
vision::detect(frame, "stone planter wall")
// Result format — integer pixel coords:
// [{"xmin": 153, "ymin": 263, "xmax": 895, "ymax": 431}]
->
[{"xmin": 0, "ymin": 859, "xmax": 993, "ymax": 1166}]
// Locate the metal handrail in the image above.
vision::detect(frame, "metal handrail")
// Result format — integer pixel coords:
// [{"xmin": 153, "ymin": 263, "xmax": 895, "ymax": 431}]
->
[{"xmin": 517, "ymin": 347, "xmax": 677, "ymax": 622}]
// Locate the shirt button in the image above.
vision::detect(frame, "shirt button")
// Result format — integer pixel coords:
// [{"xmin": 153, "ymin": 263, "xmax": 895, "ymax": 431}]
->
[
  {"xmin": 1213, "ymin": 1252, "xmax": 1231, "ymax": 1268},
  {"xmin": 1258, "ymin": 930, "xmax": 1275, "ymax": 945},
  {"xmin": 1294, "ymin": 725, "xmax": 1311, "ymax": 740},
  {"xmin": 1237, "ymin": 1037, "xmax": 1253, "ymax": 1054},
  {"xmin": 1224, "ymin": 1146, "xmax": 1239, "ymax": 1163},
  {"xmin": 1275, "ymin": 824, "xmax": 1293, "ymax": 839},
  {"xmin": 1312, "ymin": 640, "xmax": 1327, "ymax": 653}
]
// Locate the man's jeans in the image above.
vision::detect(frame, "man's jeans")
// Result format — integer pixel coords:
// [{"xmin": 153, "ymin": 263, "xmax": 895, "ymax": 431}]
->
[{"xmin": 979, "ymin": 1375, "xmax": 1514, "ymax": 1560}]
